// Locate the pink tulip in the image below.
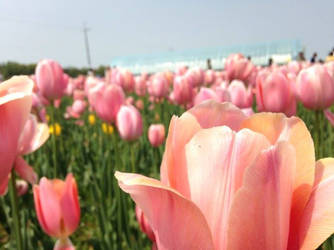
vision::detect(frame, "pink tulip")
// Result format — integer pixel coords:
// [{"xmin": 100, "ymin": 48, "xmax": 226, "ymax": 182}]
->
[
  {"xmin": 256, "ymin": 70, "xmax": 296, "ymax": 116},
  {"xmin": 16, "ymin": 180, "xmax": 28, "ymax": 196},
  {"xmin": 134, "ymin": 76, "xmax": 147, "ymax": 96},
  {"xmin": 228, "ymin": 80, "xmax": 253, "ymax": 108},
  {"xmin": 116, "ymin": 100, "xmax": 334, "ymax": 250},
  {"xmin": 135, "ymin": 99, "xmax": 144, "ymax": 110},
  {"xmin": 148, "ymin": 124, "xmax": 165, "ymax": 147},
  {"xmin": 91, "ymin": 83, "xmax": 125, "ymax": 123},
  {"xmin": 35, "ymin": 59, "xmax": 68, "ymax": 100},
  {"xmin": 172, "ymin": 76, "xmax": 194, "ymax": 105},
  {"xmin": 0, "ymin": 76, "xmax": 33, "ymax": 195},
  {"xmin": 214, "ymin": 86, "xmax": 231, "ymax": 103},
  {"xmin": 126, "ymin": 96, "xmax": 134, "ymax": 105},
  {"xmin": 65, "ymin": 81, "xmax": 74, "ymax": 96},
  {"xmin": 225, "ymin": 53, "xmax": 254, "ymax": 82},
  {"xmin": 54, "ymin": 99, "xmax": 61, "ymax": 108},
  {"xmin": 193, "ymin": 87, "xmax": 219, "ymax": 106},
  {"xmin": 116, "ymin": 105, "xmax": 143, "ymax": 141},
  {"xmin": 296, "ymin": 64, "xmax": 334, "ymax": 110},
  {"xmin": 116, "ymin": 69, "xmax": 135, "ymax": 92},
  {"xmin": 185, "ymin": 67, "xmax": 204, "ymax": 87},
  {"xmin": 287, "ymin": 61, "xmax": 302, "ymax": 76},
  {"xmin": 148, "ymin": 74, "xmax": 169, "ymax": 99},
  {"xmin": 175, "ymin": 66, "xmax": 187, "ymax": 76},
  {"xmin": 34, "ymin": 173, "xmax": 80, "ymax": 250},
  {"xmin": 204, "ymin": 70, "xmax": 216, "ymax": 85},
  {"xmin": 66, "ymin": 100, "xmax": 87, "ymax": 119},
  {"xmin": 73, "ymin": 90, "xmax": 85, "ymax": 101}
]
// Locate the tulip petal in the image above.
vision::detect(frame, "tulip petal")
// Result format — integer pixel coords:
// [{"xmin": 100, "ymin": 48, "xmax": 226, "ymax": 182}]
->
[
  {"xmin": 115, "ymin": 171, "xmax": 215, "ymax": 250},
  {"xmin": 20, "ymin": 118, "xmax": 49, "ymax": 155},
  {"xmin": 14, "ymin": 156, "xmax": 38, "ymax": 184},
  {"xmin": 60, "ymin": 174, "xmax": 80, "ymax": 237},
  {"xmin": 33, "ymin": 185, "xmax": 50, "ymax": 236},
  {"xmin": 161, "ymin": 100, "xmax": 247, "ymax": 196},
  {"xmin": 299, "ymin": 158, "xmax": 334, "ymax": 250},
  {"xmin": 0, "ymin": 76, "xmax": 34, "ymax": 96},
  {"xmin": 185, "ymin": 126, "xmax": 270, "ymax": 249},
  {"xmin": 0, "ymin": 93, "xmax": 32, "ymax": 190},
  {"xmin": 227, "ymin": 141, "xmax": 296, "ymax": 250},
  {"xmin": 0, "ymin": 174, "xmax": 9, "ymax": 196},
  {"xmin": 38, "ymin": 177, "xmax": 62, "ymax": 237},
  {"xmin": 188, "ymin": 100, "xmax": 246, "ymax": 130},
  {"xmin": 160, "ymin": 113, "xmax": 201, "ymax": 195},
  {"xmin": 241, "ymin": 113, "xmax": 315, "ymax": 247}
]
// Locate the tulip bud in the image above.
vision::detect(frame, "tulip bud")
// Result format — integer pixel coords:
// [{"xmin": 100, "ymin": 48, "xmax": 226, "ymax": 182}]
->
[
  {"xmin": 92, "ymin": 83, "xmax": 125, "ymax": 123},
  {"xmin": 148, "ymin": 124, "xmax": 165, "ymax": 147},
  {"xmin": 35, "ymin": 59, "xmax": 68, "ymax": 100},
  {"xmin": 16, "ymin": 180, "xmax": 28, "ymax": 196},
  {"xmin": 33, "ymin": 173, "xmax": 80, "ymax": 248},
  {"xmin": 116, "ymin": 105, "xmax": 143, "ymax": 141},
  {"xmin": 296, "ymin": 64, "xmax": 334, "ymax": 110}
]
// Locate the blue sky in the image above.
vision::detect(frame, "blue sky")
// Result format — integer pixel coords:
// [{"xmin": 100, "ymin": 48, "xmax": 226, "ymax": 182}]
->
[{"xmin": 0, "ymin": 0, "xmax": 333, "ymax": 67}]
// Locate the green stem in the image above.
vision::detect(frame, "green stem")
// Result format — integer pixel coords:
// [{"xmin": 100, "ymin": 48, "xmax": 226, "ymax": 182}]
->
[
  {"xmin": 9, "ymin": 169, "xmax": 23, "ymax": 250},
  {"xmin": 130, "ymin": 142, "xmax": 136, "ymax": 173},
  {"xmin": 315, "ymin": 110, "xmax": 323, "ymax": 159},
  {"xmin": 152, "ymin": 147, "xmax": 159, "ymax": 178},
  {"xmin": 50, "ymin": 107, "xmax": 58, "ymax": 177}
]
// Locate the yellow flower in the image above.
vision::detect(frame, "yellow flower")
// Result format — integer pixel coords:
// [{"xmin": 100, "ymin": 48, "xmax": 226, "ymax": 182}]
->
[
  {"xmin": 49, "ymin": 123, "xmax": 61, "ymax": 136},
  {"xmin": 101, "ymin": 123, "xmax": 114, "ymax": 134},
  {"xmin": 46, "ymin": 114, "xmax": 50, "ymax": 122},
  {"xmin": 88, "ymin": 114, "xmax": 96, "ymax": 125}
]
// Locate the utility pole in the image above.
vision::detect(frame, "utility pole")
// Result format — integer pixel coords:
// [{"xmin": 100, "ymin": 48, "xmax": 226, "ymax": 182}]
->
[{"xmin": 83, "ymin": 23, "xmax": 92, "ymax": 69}]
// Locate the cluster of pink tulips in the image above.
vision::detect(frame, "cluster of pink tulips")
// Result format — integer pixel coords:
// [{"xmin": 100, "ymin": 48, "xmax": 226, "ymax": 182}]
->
[{"xmin": 1, "ymin": 53, "xmax": 334, "ymax": 249}]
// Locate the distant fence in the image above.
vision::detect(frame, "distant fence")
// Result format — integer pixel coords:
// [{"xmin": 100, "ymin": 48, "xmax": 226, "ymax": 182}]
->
[{"xmin": 111, "ymin": 40, "xmax": 302, "ymax": 74}]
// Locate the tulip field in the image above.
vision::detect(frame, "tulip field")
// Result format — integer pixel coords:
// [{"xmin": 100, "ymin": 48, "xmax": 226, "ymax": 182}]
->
[{"xmin": 2, "ymin": 54, "xmax": 334, "ymax": 250}]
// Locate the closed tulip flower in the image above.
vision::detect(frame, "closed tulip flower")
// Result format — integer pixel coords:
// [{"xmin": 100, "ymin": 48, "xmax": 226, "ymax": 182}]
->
[
  {"xmin": 35, "ymin": 59, "xmax": 68, "ymax": 100},
  {"xmin": 256, "ymin": 70, "xmax": 296, "ymax": 116},
  {"xmin": 148, "ymin": 124, "xmax": 165, "ymax": 147},
  {"xmin": 148, "ymin": 74, "xmax": 169, "ymax": 99},
  {"xmin": 116, "ymin": 69, "xmax": 135, "ymax": 93},
  {"xmin": 204, "ymin": 70, "xmax": 216, "ymax": 85},
  {"xmin": 116, "ymin": 105, "xmax": 143, "ymax": 141},
  {"xmin": 172, "ymin": 76, "xmax": 194, "ymax": 105},
  {"xmin": 116, "ymin": 100, "xmax": 334, "ymax": 250},
  {"xmin": 0, "ymin": 76, "xmax": 33, "ymax": 195},
  {"xmin": 296, "ymin": 64, "xmax": 334, "ymax": 110},
  {"xmin": 225, "ymin": 53, "xmax": 254, "ymax": 82},
  {"xmin": 193, "ymin": 87, "xmax": 220, "ymax": 106},
  {"xmin": 134, "ymin": 76, "xmax": 147, "ymax": 96},
  {"xmin": 91, "ymin": 82, "xmax": 125, "ymax": 123},
  {"xmin": 33, "ymin": 173, "xmax": 80, "ymax": 250},
  {"xmin": 228, "ymin": 80, "xmax": 253, "ymax": 109}
]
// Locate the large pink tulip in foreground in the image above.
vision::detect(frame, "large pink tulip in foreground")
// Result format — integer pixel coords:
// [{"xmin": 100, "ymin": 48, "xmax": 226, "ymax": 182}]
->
[
  {"xmin": 116, "ymin": 100, "xmax": 334, "ymax": 250},
  {"xmin": 34, "ymin": 173, "xmax": 80, "ymax": 250},
  {"xmin": 0, "ymin": 76, "xmax": 33, "ymax": 195}
]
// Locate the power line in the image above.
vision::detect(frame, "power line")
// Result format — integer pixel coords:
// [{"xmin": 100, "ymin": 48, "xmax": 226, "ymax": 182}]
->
[{"xmin": 0, "ymin": 16, "xmax": 80, "ymax": 31}]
